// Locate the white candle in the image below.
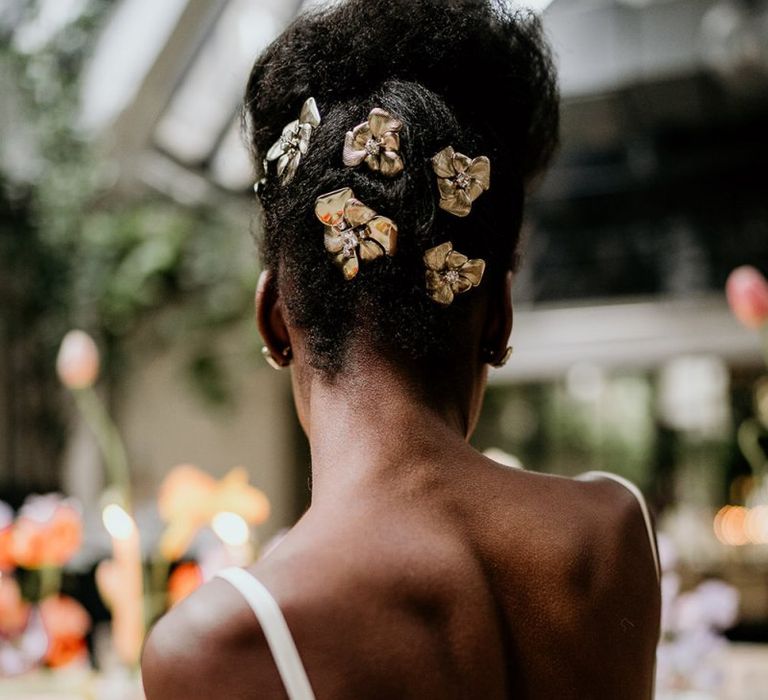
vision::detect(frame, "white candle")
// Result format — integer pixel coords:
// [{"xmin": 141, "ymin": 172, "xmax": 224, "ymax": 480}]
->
[
  {"xmin": 211, "ymin": 511, "xmax": 253, "ymax": 567},
  {"xmin": 101, "ymin": 504, "xmax": 143, "ymax": 666}
]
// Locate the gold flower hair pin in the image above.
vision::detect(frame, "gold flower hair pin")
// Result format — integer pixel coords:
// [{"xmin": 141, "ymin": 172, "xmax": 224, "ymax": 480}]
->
[
  {"xmin": 432, "ymin": 146, "xmax": 490, "ymax": 217},
  {"xmin": 315, "ymin": 187, "xmax": 398, "ymax": 281},
  {"xmin": 424, "ymin": 241, "xmax": 486, "ymax": 305},
  {"xmin": 264, "ymin": 97, "xmax": 321, "ymax": 185},
  {"xmin": 343, "ymin": 108, "xmax": 404, "ymax": 177}
]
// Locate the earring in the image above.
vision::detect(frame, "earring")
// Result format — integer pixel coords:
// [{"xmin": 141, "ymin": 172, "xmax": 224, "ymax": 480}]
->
[
  {"xmin": 261, "ymin": 345, "xmax": 292, "ymax": 370},
  {"xmin": 485, "ymin": 346, "xmax": 513, "ymax": 368}
]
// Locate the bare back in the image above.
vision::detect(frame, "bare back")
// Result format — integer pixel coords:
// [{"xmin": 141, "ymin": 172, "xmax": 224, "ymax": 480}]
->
[{"xmin": 143, "ymin": 454, "xmax": 660, "ymax": 700}]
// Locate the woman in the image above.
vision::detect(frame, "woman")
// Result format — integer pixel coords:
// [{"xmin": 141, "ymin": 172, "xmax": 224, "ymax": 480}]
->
[{"xmin": 142, "ymin": 0, "xmax": 660, "ymax": 697}]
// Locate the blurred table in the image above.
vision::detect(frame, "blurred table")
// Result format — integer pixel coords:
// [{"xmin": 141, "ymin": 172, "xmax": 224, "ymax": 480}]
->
[
  {"xmin": 0, "ymin": 668, "xmax": 142, "ymax": 700},
  {"xmin": 721, "ymin": 643, "xmax": 768, "ymax": 700},
  {"xmin": 2, "ymin": 644, "xmax": 768, "ymax": 699}
]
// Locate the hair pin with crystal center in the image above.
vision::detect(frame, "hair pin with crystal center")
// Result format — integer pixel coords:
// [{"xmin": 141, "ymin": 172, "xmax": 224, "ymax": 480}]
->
[
  {"xmin": 432, "ymin": 146, "xmax": 490, "ymax": 217},
  {"xmin": 315, "ymin": 187, "xmax": 398, "ymax": 280},
  {"xmin": 424, "ymin": 241, "xmax": 486, "ymax": 305},
  {"xmin": 264, "ymin": 97, "xmax": 321, "ymax": 185},
  {"xmin": 343, "ymin": 108, "xmax": 404, "ymax": 177}
]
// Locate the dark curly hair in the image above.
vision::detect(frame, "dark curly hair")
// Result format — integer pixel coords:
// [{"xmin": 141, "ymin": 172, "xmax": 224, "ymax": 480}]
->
[{"xmin": 244, "ymin": 0, "xmax": 559, "ymax": 377}]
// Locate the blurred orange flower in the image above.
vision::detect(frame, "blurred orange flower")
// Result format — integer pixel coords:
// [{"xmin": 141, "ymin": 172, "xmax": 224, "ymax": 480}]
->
[
  {"xmin": 12, "ymin": 495, "xmax": 83, "ymax": 569},
  {"xmin": 158, "ymin": 465, "xmax": 270, "ymax": 560},
  {"xmin": 39, "ymin": 594, "xmax": 91, "ymax": 667},
  {"xmin": 0, "ymin": 531, "xmax": 13, "ymax": 571},
  {"xmin": 168, "ymin": 561, "xmax": 203, "ymax": 606},
  {"xmin": 726, "ymin": 266, "xmax": 768, "ymax": 329},
  {"xmin": 0, "ymin": 502, "xmax": 14, "ymax": 571},
  {"xmin": 0, "ymin": 575, "xmax": 31, "ymax": 637}
]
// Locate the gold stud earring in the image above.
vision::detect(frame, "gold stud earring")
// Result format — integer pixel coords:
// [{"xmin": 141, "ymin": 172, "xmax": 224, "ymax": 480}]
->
[
  {"xmin": 261, "ymin": 345, "xmax": 292, "ymax": 370},
  {"xmin": 486, "ymin": 346, "xmax": 513, "ymax": 368}
]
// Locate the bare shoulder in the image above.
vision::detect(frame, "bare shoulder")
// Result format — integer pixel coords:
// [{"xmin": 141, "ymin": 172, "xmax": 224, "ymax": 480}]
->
[
  {"xmin": 573, "ymin": 472, "xmax": 660, "ymax": 589},
  {"xmin": 482, "ymin": 463, "xmax": 659, "ymax": 585},
  {"xmin": 141, "ymin": 575, "xmax": 284, "ymax": 700},
  {"xmin": 469, "ymin": 464, "xmax": 660, "ymax": 694},
  {"xmin": 525, "ymin": 469, "xmax": 661, "ymax": 638},
  {"xmin": 142, "ymin": 527, "xmax": 480, "ymax": 700}
]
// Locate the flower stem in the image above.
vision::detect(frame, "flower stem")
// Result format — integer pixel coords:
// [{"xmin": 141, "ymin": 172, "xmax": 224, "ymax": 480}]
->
[
  {"xmin": 761, "ymin": 326, "xmax": 768, "ymax": 367},
  {"xmin": 38, "ymin": 565, "xmax": 62, "ymax": 600},
  {"xmin": 145, "ymin": 554, "xmax": 171, "ymax": 625},
  {"xmin": 72, "ymin": 387, "xmax": 131, "ymax": 508},
  {"xmin": 737, "ymin": 418, "xmax": 767, "ymax": 482}
]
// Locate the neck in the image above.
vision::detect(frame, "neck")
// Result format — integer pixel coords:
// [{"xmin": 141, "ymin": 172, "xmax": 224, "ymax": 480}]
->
[{"xmin": 302, "ymin": 355, "xmax": 479, "ymax": 501}]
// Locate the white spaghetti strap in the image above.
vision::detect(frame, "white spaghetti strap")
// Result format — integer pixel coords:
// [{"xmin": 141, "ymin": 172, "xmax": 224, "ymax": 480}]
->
[
  {"xmin": 215, "ymin": 567, "xmax": 316, "ymax": 700},
  {"xmin": 577, "ymin": 471, "xmax": 660, "ymax": 582}
]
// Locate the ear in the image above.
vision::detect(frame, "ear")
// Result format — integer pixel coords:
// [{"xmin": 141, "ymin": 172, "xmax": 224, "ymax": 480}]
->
[
  {"xmin": 481, "ymin": 270, "xmax": 513, "ymax": 364},
  {"xmin": 256, "ymin": 269, "xmax": 292, "ymax": 367}
]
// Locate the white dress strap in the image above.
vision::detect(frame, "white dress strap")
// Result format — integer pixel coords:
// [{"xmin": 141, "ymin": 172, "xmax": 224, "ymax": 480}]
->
[
  {"xmin": 215, "ymin": 567, "xmax": 316, "ymax": 700},
  {"xmin": 576, "ymin": 471, "xmax": 660, "ymax": 581}
]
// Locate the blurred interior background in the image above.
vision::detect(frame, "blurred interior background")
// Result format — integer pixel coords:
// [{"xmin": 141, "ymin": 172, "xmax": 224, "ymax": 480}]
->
[{"xmin": 1, "ymin": 0, "xmax": 768, "ymax": 697}]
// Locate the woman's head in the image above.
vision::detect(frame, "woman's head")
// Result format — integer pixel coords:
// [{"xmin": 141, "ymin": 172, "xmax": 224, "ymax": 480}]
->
[{"xmin": 247, "ymin": 0, "xmax": 558, "ymax": 391}]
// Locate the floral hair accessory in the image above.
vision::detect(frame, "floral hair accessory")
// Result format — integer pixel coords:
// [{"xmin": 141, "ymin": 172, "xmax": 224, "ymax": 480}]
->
[
  {"xmin": 343, "ymin": 108, "xmax": 404, "ymax": 177},
  {"xmin": 264, "ymin": 97, "xmax": 321, "ymax": 185},
  {"xmin": 432, "ymin": 146, "xmax": 491, "ymax": 217},
  {"xmin": 315, "ymin": 187, "xmax": 398, "ymax": 281},
  {"xmin": 424, "ymin": 241, "xmax": 486, "ymax": 305}
]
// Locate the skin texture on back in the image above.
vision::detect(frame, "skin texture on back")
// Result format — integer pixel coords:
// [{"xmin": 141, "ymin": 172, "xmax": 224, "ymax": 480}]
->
[{"xmin": 142, "ymin": 428, "xmax": 660, "ymax": 699}]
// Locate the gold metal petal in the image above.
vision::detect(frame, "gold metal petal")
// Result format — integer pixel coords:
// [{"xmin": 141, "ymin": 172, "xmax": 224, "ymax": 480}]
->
[
  {"xmin": 324, "ymin": 229, "xmax": 344, "ymax": 254},
  {"xmin": 334, "ymin": 251, "xmax": 359, "ymax": 280},
  {"xmin": 424, "ymin": 242, "xmax": 453, "ymax": 271},
  {"xmin": 429, "ymin": 280, "xmax": 455, "ymax": 305},
  {"xmin": 467, "ymin": 178, "xmax": 485, "ymax": 202},
  {"xmin": 467, "ymin": 156, "xmax": 491, "ymax": 191},
  {"xmin": 452, "ymin": 152, "xmax": 472, "ymax": 173},
  {"xmin": 368, "ymin": 108, "xmax": 402, "ymax": 138},
  {"xmin": 266, "ymin": 137, "xmax": 286, "ymax": 162},
  {"xmin": 344, "ymin": 198, "xmax": 377, "ymax": 227},
  {"xmin": 275, "ymin": 152, "xmax": 287, "ymax": 176},
  {"xmin": 343, "ymin": 132, "xmax": 367, "ymax": 167},
  {"xmin": 437, "ymin": 177, "xmax": 456, "ymax": 198},
  {"xmin": 282, "ymin": 120, "xmax": 299, "ymax": 138},
  {"xmin": 379, "ymin": 151, "xmax": 404, "ymax": 177},
  {"xmin": 460, "ymin": 258, "xmax": 486, "ymax": 286},
  {"xmin": 359, "ymin": 239, "xmax": 383, "ymax": 262},
  {"xmin": 439, "ymin": 190, "xmax": 471, "ymax": 217},
  {"xmin": 380, "ymin": 132, "xmax": 400, "ymax": 151},
  {"xmin": 277, "ymin": 150, "xmax": 301, "ymax": 184},
  {"xmin": 366, "ymin": 216, "xmax": 398, "ymax": 255},
  {"xmin": 452, "ymin": 276, "xmax": 474, "ymax": 294},
  {"xmin": 315, "ymin": 187, "xmax": 353, "ymax": 226},
  {"xmin": 299, "ymin": 97, "xmax": 321, "ymax": 128},
  {"xmin": 446, "ymin": 251, "xmax": 469, "ymax": 269},
  {"xmin": 351, "ymin": 123, "xmax": 372, "ymax": 149},
  {"xmin": 297, "ymin": 124, "xmax": 312, "ymax": 154},
  {"xmin": 426, "ymin": 269, "xmax": 443, "ymax": 291},
  {"xmin": 457, "ymin": 189, "xmax": 473, "ymax": 209},
  {"xmin": 432, "ymin": 147, "xmax": 456, "ymax": 178},
  {"xmin": 365, "ymin": 154, "xmax": 381, "ymax": 171}
]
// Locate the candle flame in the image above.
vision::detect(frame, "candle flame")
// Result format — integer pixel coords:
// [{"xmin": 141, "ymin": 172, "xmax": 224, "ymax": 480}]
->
[
  {"xmin": 211, "ymin": 511, "xmax": 250, "ymax": 547},
  {"xmin": 745, "ymin": 505, "xmax": 768, "ymax": 544},
  {"xmin": 102, "ymin": 504, "xmax": 135, "ymax": 541},
  {"xmin": 712, "ymin": 504, "xmax": 768, "ymax": 546}
]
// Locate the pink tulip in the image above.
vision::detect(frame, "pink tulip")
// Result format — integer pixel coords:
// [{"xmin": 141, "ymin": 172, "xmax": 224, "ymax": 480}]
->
[
  {"xmin": 726, "ymin": 266, "xmax": 768, "ymax": 329},
  {"xmin": 56, "ymin": 330, "xmax": 100, "ymax": 389}
]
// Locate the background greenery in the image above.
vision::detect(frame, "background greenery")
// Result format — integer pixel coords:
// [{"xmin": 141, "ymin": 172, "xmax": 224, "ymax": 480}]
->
[{"xmin": 0, "ymin": 1, "xmax": 259, "ymax": 497}]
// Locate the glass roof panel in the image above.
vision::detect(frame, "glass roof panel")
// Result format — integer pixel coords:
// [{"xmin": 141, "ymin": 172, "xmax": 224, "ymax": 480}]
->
[{"xmin": 154, "ymin": 0, "xmax": 299, "ymax": 165}]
